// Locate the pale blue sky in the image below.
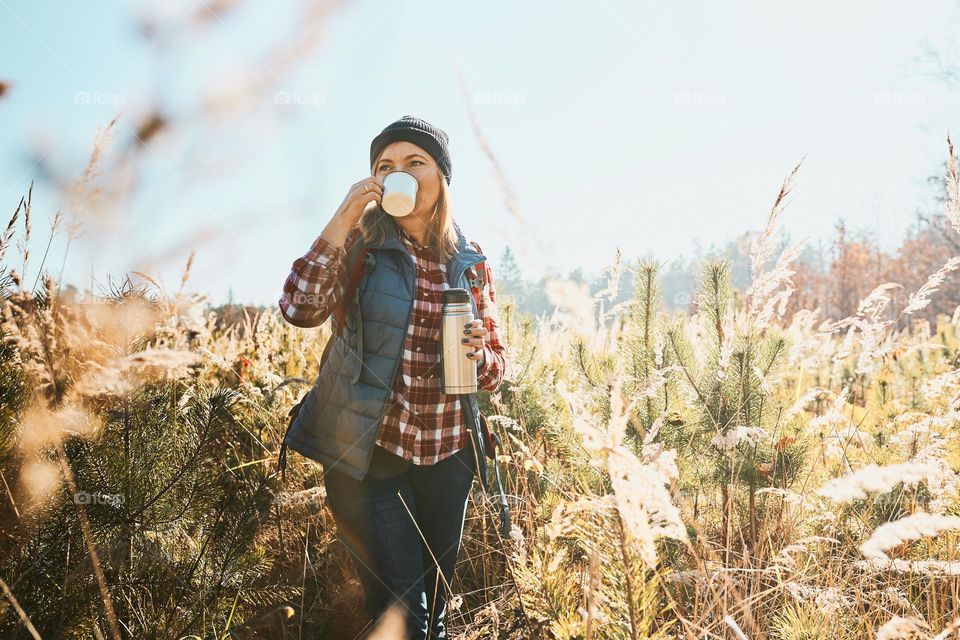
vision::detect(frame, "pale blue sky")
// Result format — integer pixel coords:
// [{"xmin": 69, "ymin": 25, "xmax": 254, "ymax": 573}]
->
[{"xmin": 1, "ymin": 0, "xmax": 959, "ymax": 305}]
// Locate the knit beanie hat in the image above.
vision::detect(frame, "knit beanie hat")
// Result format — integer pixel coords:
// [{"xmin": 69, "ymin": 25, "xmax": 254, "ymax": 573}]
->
[{"xmin": 369, "ymin": 115, "xmax": 452, "ymax": 184}]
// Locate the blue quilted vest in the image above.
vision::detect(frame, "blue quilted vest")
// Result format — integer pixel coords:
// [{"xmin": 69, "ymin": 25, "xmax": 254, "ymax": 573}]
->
[{"xmin": 282, "ymin": 218, "xmax": 496, "ymax": 494}]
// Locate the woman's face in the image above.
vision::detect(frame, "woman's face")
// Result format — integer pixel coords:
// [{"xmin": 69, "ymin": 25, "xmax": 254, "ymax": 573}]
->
[{"xmin": 373, "ymin": 140, "xmax": 441, "ymax": 219}]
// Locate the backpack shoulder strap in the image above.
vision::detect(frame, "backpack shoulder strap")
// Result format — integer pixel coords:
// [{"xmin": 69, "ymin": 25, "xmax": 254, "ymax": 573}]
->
[{"xmin": 465, "ymin": 241, "xmax": 486, "ymax": 313}]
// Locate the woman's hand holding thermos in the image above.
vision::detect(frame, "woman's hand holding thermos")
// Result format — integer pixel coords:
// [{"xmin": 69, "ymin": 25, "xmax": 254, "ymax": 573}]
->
[
  {"xmin": 460, "ymin": 319, "xmax": 487, "ymax": 363},
  {"xmin": 432, "ymin": 320, "xmax": 486, "ymax": 361}
]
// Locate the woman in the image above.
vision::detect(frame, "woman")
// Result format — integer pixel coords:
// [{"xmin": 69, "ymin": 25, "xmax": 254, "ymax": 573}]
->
[{"xmin": 278, "ymin": 115, "xmax": 507, "ymax": 639}]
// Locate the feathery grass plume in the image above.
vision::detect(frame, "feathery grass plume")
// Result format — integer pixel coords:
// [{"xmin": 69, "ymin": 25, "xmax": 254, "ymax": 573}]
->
[
  {"xmin": 596, "ymin": 248, "xmax": 624, "ymax": 302},
  {"xmin": 945, "ymin": 132, "xmax": 960, "ymax": 235},
  {"xmin": 919, "ymin": 369, "xmax": 960, "ymax": 401},
  {"xmin": 745, "ymin": 159, "xmax": 805, "ymax": 326},
  {"xmin": 865, "ymin": 586, "xmax": 915, "ymax": 612},
  {"xmin": 932, "ymin": 618, "xmax": 960, "ymax": 640},
  {"xmin": 774, "ymin": 536, "xmax": 841, "ymax": 566},
  {"xmin": 272, "ymin": 486, "xmax": 326, "ymax": 510},
  {"xmin": 179, "ymin": 250, "xmax": 196, "ymax": 292},
  {"xmin": 16, "ymin": 181, "xmax": 31, "ymax": 287},
  {"xmin": 785, "ymin": 308, "xmax": 824, "ymax": 369},
  {"xmin": 817, "ymin": 461, "xmax": 940, "ymax": 503},
  {"xmin": 556, "ymin": 368, "xmax": 687, "ymax": 569},
  {"xmin": 0, "ymin": 192, "xmax": 23, "ymax": 265},
  {"xmin": 903, "ymin": 256, "xmax": 960, "ymax": 315},
  {"xmin": 807, "ymin": 385, "xmax": 850, "ymax": 432},
  {"xmin": 854, "ymin": 557, "xmax": 960, "ymax": 576},
  {"xmin": 66, "ymin": 114, "xmax": 120, "ymax": 239},
  {"xmin": 818, "ymin": 281, "xmax": 901, "ymax": 376},
  {"xmin": 710, "ymin": 425, "xmax": 767, "ymax": 451},
  {"xmin": 783, "ymin": 386, "xmax": 829, "ymax": 420},
  {"xmin": 19, "ymin": 401, "xmax": 103, "ymax": 451},
  {"xmin": 853, "ymin": 283, "xmax": 901, "ymax": 374},
  {"xmin": 544, "ymin": 494, "xmax": 615, "ymax": 543},
  {"xmin": 875, "ymin": 616, "xmax": 932, "ymax": 640},
  {"xmin": 746, "ymin": 238, "xmax": 807, "ymax": 330},
  {"xmin": 861, "ymin": 512, "xmax": 960, "ymax": 560},
  {"xmin": 784, "ymin": 582, "xmax": 851, "ymax": 613},
  {"xmin": 677, "ymin": 306, "xmax": 711, "ymax": 374},
  {"xmin": 750, "ymin": 158, "xmax": 803, "ymax": 283},
  {"xmin": 755, "ymin": 486, "xmax": 808, "ymax": 506}
]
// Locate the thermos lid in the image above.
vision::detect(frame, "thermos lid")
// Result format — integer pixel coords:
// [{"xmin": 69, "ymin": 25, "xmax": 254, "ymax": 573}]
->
[{"xmin": 442, "ymin": 288, "xmax": 470, "ymax": 303}]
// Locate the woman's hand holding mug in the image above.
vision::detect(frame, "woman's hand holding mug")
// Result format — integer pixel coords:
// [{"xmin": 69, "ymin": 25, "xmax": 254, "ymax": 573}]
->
[
  {"xmin": 335, "ymin": 176, "xmax": 384, "ymax": 226},
  {"xmin": 320, "ymin": 177, "xmax": 383, "ymax": 248}
]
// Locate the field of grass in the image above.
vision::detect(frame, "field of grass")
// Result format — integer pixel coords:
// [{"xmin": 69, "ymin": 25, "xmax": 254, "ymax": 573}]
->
[{"xmin": 4, "ymin": 133, "xmax": 960, "ymax": 639}]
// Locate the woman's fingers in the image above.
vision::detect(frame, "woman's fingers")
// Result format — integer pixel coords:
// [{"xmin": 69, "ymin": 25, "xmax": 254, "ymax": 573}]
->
[
  {"xmin": 463, "ymin": 319, "xmax": 487, "ymax": 338},
  {"xmin": 429, "ymin": 323, "xmax": 485, "ymax": 348},
  {"xmin": 361, "ymin": 177, "xmax": 383, "ymax": 194},
  {"xmin": 461, "ymin": 336, "xmax": 484, "ymax": 349},
  {"xmin": 358, "ymin": 181, "xmax": 382, "ymax": 201},
  {"xmin": 355, "ymin": 175, "xmax": 383, "ymax": 189},
  {"xmin": 353, "ymin": 178, "xmax": 383, "ymax": 207}
]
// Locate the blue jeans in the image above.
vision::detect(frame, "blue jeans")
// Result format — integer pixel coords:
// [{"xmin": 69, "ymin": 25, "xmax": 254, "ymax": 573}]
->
[{"xmin": 322, "ymin": 443, "xmax": 476, "ymax": 639}]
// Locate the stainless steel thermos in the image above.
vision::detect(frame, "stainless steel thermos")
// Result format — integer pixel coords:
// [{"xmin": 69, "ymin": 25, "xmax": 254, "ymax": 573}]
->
[{"xmin": 441, "ymin": 288, "xmax": 477, "ymax": 394}]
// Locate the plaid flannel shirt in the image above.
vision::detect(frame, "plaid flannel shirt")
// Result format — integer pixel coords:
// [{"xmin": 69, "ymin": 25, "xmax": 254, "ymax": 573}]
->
[{"xmin": 279, "ymin": 224, "xmax": 507, "ymax": 465}]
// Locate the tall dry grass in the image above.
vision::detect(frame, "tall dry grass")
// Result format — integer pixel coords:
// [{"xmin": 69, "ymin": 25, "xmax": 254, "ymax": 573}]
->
[{"xmin": 5, "ymin": 110, "xmax": 960, "ymax": 639}]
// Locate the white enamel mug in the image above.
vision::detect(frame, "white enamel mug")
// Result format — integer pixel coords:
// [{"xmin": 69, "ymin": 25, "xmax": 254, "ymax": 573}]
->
[{"xmin": 380, "ymin": 171, "xmax": 419, "ymax": 217}]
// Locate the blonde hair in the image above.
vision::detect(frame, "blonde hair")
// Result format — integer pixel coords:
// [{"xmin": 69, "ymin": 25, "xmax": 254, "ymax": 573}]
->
[{"xmin": 360, "ymin": 165, "xmax": 458, "ymax": 262}]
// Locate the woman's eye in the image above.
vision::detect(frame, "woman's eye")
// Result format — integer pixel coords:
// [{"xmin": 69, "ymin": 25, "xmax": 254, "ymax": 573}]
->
[{"xmin": 411, "ymin": 160, "xmax": 423, "ymax": 166}]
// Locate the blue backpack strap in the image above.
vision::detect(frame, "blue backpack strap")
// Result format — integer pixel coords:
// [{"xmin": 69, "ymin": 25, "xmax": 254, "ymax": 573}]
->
[{"xmin": 465, "ymin": 240, "xmax": 486, "ymax": 311}]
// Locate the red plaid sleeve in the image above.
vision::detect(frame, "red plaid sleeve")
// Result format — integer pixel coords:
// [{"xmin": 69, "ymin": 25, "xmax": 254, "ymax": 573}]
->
[
  {"xmin": 471, "ymin": 243, "xmax": 507, "ymax": 392},
  {"xmin": 278, "ymin": 227, "xmax": 360, "ymax": 328}
]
